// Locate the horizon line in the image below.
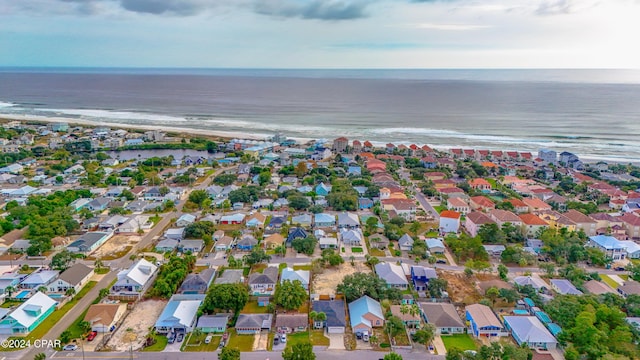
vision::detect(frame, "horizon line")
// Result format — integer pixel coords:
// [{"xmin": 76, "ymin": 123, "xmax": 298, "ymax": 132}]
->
[{"xmin": 0, "ymin": 66, "xmax": 639, "ymax": 71}]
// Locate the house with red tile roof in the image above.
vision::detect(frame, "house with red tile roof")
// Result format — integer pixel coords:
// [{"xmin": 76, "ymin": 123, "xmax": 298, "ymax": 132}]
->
[
  {"xmin": 385, "ymin": 143, "xmax": 396, "ymax": 153},
  {"xmin": 520, "ymin": 152, "xmax": 532, "ymax": 160},
  {"xmin": 359, "ymin": 152, "xmax": 375, "ymax": 160},
  {"xmin": 433, "ymin": 179, "xmax": 457, "ymax": 189},
  {"xmin": 437, "ymin": 158, "xmax": 456, "ymax": 169},
  {"xmin": 481, "ymin": 161, "xmax": 498, "ymax": 169},
  {"xmin": 366, "ymin": 159, "xmax": 387, "ymax": 172},
  {"xmin": 332, "ymin": 137, "xmax": 349, "ymax": 153},
  {"xmin": 590, "ymin": 213, "xmax": 623, "ymax": 235},
  {"xmin": 506, "ymin": 151, "xmax": 520, "ymax": 160},
  {"xmin": 421, "ymin": 145, "xmax": 433, "ymax": 153},
  {"xmin": 468, "ymin": 178, "xmax": 492, "ymax": 191},
  {"xmin": 488, "ymin": 209, "xmax": 523, "ymax": 227},
  {"xmin": 519, "ymin": 213, "xmax": 549, "ymax": 237},
  {"xmin": 470, "ymin": 196, "xmax": 496, "ymax": 212},
  {"xmin": 438, "ymin": 187, "xmax": 467, "ymax": 197},
  {"xmin": 478, "ymin": 150, "xmax": 490, "ymax": 159},
  {"xmin": 491, "ymin": 150, "xmax": 504, "ymax": 159},
  {"xmin": 505, "ymin": 198, "xmax": 529, "ymax": 213},
  {"xmin": 522, "ymin": 198, "xmax": 552, "ymax": 212},
  {"xmin": 352, "ymin": 140, "xmax": 362, "ymax": 153},
  {"xmin": 424, "ymin": 172, "xmax": 447, "ymax": 181},
  {"xmin": 439, "ymin": 210, "xmax": 461, "ymax": 233},
  {"xmin": 381, "ymin": 199, "xmax": 417, "ymax": 221},
  {"xmin": 463, "ymin": 149, "xmax": 476, "ymax": 159},
  {"xmin": 447, "ymin": 197, "xmax": 470, "ymax": 215},
  {"xmin": 363, "ymin": 141, "xmax": 373, "ymax": 151},
  {"xmin": 450, "ymin": 149, "xmax": 463, "ymax": 158},
  {"xmin": 465, "ymin": 211, "xmax": 496, "ymax": 237},
  {"xmin": 620, "ymin": 213, "xmax": 640, "ymax": 240},
  {"xmin": 564, "ymin": 209, "xmax": 597, "ymax": 236}
]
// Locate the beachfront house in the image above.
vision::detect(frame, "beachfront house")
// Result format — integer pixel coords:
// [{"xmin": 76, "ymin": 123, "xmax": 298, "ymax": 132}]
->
[{"xmin": 0, "ymin": 292, "xmax": 57, "ymax": 335}]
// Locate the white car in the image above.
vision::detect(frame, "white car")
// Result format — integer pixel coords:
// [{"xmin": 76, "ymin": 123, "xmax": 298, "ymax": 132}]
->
[
  {"xmin": 63, "ymin": 344, "xmax": 78, "ymax": 351},
  {"xmin": 280, "ymin": 334, "xmax": 287, "ymax": 343}
]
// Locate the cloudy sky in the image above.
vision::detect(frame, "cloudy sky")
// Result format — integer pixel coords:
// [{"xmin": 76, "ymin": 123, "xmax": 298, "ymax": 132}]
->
[{"xmin": 1, "ymin": 0, "xmax": 639, "ymax": 68}]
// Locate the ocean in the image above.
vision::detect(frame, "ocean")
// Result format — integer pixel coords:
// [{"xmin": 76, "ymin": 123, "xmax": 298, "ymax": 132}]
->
[{"xmin": 1, "ymin": 68, "xmax": 639, "ymax": 163}]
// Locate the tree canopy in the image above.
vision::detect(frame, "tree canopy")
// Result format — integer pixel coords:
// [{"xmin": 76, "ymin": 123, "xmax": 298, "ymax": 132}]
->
[
  {"xmin": 337, "ymin": 272, "xmax": 402, "ymax": 302},
  {"xmin": 202, "ymin": 283, "xmax": 249, "ymax": 314},
  {"xmin": 274, "ymin": 280, "xmax": 307, "ymax": 310}
]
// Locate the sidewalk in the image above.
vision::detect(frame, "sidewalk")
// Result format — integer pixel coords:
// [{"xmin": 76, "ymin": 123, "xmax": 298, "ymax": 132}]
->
[{"xmin": 432, "ymin": 335, "xmax": 447, "ymax": 355}]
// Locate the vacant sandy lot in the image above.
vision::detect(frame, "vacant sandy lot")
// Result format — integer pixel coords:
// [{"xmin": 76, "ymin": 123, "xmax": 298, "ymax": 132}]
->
[
  {"xmin": 94, "ymin": 235, "xmax": 141, "ymax": 258},
  {"xmin": 106, "ymin": 299, "xmax": 166, "ymax": 351},
  {"xmin": 438, "ymin": 270, "xmax": 482, "ymax": 305},
  {"xmin": 313, "ymin": 262, "xmax": 371, "ymax": 295}
]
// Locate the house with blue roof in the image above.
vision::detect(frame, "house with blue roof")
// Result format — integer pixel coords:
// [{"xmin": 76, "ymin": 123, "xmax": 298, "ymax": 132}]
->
[
  {"xmin": 348, "ymin": 166, "xmax": 362, "ymax": 176},
  {"xmin": 348, "ymin": 295, "xmax": 384, "ymax": 336},
  {"xmin": 0, "ymin": 292, "xmax": 57, "ymax": 335},
  {"xmin": 426, "ymin": 238, "xmax": 445, "ymax": 254},
  {"xmin": 291, "ymin": 214, "xmax": 313, "ymax": 227},
  {"xmin": 287, "ymin": 227, "xmax": 308, "ymax": 247},
  {"xmin": 550, "ymin": 279, "xmax": 583, "ymax": 295},
  {"xmin": 314, "ymin": 213, "xmax": 336, "ymax": 227},
  {"xmin": 587, "ymin": 235, "xmax": 627, "ymax": 260},
  {"xmin": 154, "ymin": 294, "xmax": 205, "ymax": 334},
  {"xmin": 358, "ymin": 198, "xmax": 374, "ymax": 210},
  {"xmin": 410, "ymin": 265, "xmax": 437, "ymax": 292},
  {"xmin": 281, "ymin": 268, "xmax": 310, "ymax": 290},
  {"xmin": 315, "ymin": 183, "xmax": 332, "ymax": 196}
]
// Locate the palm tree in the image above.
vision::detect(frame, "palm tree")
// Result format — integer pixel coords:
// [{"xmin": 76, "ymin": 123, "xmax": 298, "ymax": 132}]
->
[
  {"xmin": 37, "ymin": 286, "xmax": 48, "ymax": 294},
  {"xmin": 310, "ymin": 311, "xmax": 326, "ymax": 329},
  {"xmin": 65, "ymin": 287, "xmax": 76, "ymax": 297},
  {"xmin": 5, "ymin": 285, "xmax": 15, "ymax": 298},
  {"xmin": 94, "ymin": 258, "xmax": 103, "ymax": 270},
  {"xmin": 400, "ymin": 304, "xmax": 409, "ymax": 317},
  {"xmin": 349, "ymin": 255, "xmax": 355, "ymax": 266}
]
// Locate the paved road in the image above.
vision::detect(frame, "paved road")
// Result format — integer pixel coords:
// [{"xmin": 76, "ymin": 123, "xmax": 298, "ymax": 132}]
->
[
  {"xmin": 47, "ymin": 349, "xmax": 445, "ymax": 360},
  {"xmin": 414, "ymin": 191, "xmax": 440, "ymax": 223}
]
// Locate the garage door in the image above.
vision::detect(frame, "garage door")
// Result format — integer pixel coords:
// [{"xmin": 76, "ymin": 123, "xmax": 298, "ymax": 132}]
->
[{"xmin": 327, "ymin": 327, "xmax": 344, "ymax": 334}]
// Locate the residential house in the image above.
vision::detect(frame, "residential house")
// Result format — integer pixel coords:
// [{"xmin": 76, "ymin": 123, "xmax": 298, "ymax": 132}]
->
[
  {"xmin": 621, "ymin": 213, "xmax": 640, "ymax": 240},
  {"xmin": 470, "ymin": 196, "xmax": 496, "ymax": 212},
  {"xmin": 390, "ymin": 305, "xmax": 421, "ymax": 329},
  {"xmin": 155, "ymin": 239, "xmax": 179, "ymax": 253},
  {"xmin": 266, "ymin": 216, "xmax": 287, "ymax": 233},
  {"xmin": 522, "ymin": 198, "xmax": 552, "ymax": 212},
  {"xmin": 583, "ymin": 280, "xmax": 617, "ymax": 295},
  {"xmin": 340, "ymin": 228, "xmax": 363, "ymax": 246},
  {"xmin": 48, "ymin": 263, "xmax": 94, "ymax": 294},
  {"xmin": 469, "ymin": 178, "xmax": 492, "ymax": 191},
  {"xmin": 264, "ymin": 233, "xmax": 285, "ymax": 250},
  {"xmin": 466, "ymin": 304, "xmax": 507, "ymax": 338},
  {"xmin": 513, "ymin": 276, "xmax": 548, "ymax": 292},
  {"xmin": 154, "ymin": 294, "xmax": 205, "ymax": 334},
  {"xmin": 312, "ymin": 300, "xmax": 346, "ymax": 333},
  {"xmin": 319, "ymin": 237, "xmax": 338, "ymax": 249},
  {"xmin": 518, "ymin": 214, "xmax": 549, "ymax": 237},
  {"xmin": 411, "ymin": 265, "xmax": 437, "ymax": 292},
  {"xmin": 488, "ymin": 209, "xmax": 523, "ymax": 227},
  {"xmin": 20, "ymin": 270, "xmax": 59, "ymax": 290},
  {"xmin": 397, "ymin": 234, "xmax": 414, "ymax": 251},
  {"xmin": 381, "ymin": 199, "xmax": 417, "ymax": 220},
  {"xmin": 314, "ymin": 213, "xmax": 336, "ymax": 228},
  {"xmin": 550, "ymin": 279, "xmax": 583, "ymax": 295},
  {"xmin": 0, "ymin": 292, "xmax": 57, "ymax": 335},
  {"xmin": 237, "ymin": 235, "xmax": 258, "ymax": 251},
  {"xmin": 618, "ymin": 281, "xmax": 640, "ymax": 298},
  {"xmin": 439, "ymin": 210, "xmax": 461, "ymax": 234},
  {"xmin": 505, "ymin": 199, "xmax": 529, "ymax": 213},
  {"xmin": 214, "ymin": 236, "xmax": 234, "ymax": 252},
  {"xmin": 196, "ymin": 314, "xmax": 230, "ymax": 334},
  {"xmin": 564, "ymin": 210, "xmax": 597, "ymax": 236},
  {"xmin": 337, "ymin": 212, "xmax": 360, "ymax": 229},
  {"xmin": 111, "ymin": 259, "xmax": 158, "ymax": 298},
  {"xmin": 176, "ymin": 214, "xmax": 196, "ymax": 228},
  {"xmin": 246, "ymin": 212, "xmax": 267, "ymax": 229},
  {"xmin": 315, "ymin": 183, "xmax": 332, "ymax": 196},
  {"xmin": 465, "ymin": 211, "xmax": 496, "ymax": 238},
  {"xmin": 275, "ymin": 314, "xmax": 308, "ymax": 334},
  {"xmin": 503, "ymin": 316, "xmax": 557, "ymax": 350},
  {"xmin": 281, "ymin": 268, "xmax": 310, "ymax": 290},
  {"xmin": 375, "ymin": 262, "xmax": 409, "ymax": 289},
  {"xmin": 179, "ymin": 269, "xmax": 216, "ymax": 294},
  {"xmin": 179, "ymin": 239, "xmax": 204, "ymax": 254},
  {"xmin": 164, "ymin": 228, "xmax": 185, "ymax": 241},
  {"xmin": 419, "ymin": 302, "xmax": 465, "ymax": 335},
  {"xmin": 219, "ymin": 213, "xmax": 245, "ymax": 225},
  {"xmin": 84, "ymin": 303, "xmax": 126, "ymax": 333},
  {"xmin": 86, "ymin": 197, "xmax": 111, "ymax": 212},
  {"xmin": 291, "ymin": 214, "xmax": 312, "ymax": 227},
  {"xmin": 348, "ymin": 295, "xmax": 384, "ymax": 336},
  {"xmin": 426, "ymin": 238, "xmax": 445, "ymax": 254},
  {"xmin": 447, "ymin": 197, "xmax": 470, "ymax": 215},
  {"xmin": 118, "ymin": 215, "xmax": 152, "ymax": 233},
  {"xmin": 369, "ymin": 234, "xmax": 390, "ymax": 249},
  {"xmin": 214, "ymin": 269, "xmax": 244, "ymax": 285},
  {"xmin": 235, "ymin": 314, "xmax": 272, "ymax": 334},
  {"xmin": 248, "ymin": 266, "xmax": 279, "ymax": 296},
  {"xmin": 587, "ymin": 235, "xmax": 627, "ymax": 261}
]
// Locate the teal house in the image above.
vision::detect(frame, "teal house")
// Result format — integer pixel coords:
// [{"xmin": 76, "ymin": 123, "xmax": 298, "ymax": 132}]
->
[{"xmin": 0, "ymin": 292, "xmax": 57, "ymax": 334}]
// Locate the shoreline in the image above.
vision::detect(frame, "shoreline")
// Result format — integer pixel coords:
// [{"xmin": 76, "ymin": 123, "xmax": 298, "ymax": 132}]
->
[{"xmin": 1, "ymin": 113, "xmax": 636, "ymax": 164}]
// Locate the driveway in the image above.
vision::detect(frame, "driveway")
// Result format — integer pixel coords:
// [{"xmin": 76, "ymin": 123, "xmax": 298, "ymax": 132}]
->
[
  {"xmin": 163, "ymin": 339, "xmax": 183, "ymax": 352},
  {"xmin": 432, "ymin": 335, "xmax": 447, "ymax": 355},
  {"xmin": 327, "ymin": 333, "xmax": 346, "ymax": 350}
]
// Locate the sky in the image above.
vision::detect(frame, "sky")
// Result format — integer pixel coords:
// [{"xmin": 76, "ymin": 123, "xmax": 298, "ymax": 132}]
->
[{"xmin": 1, "ymin": 0, "xmax": 640, "ymax": 68}]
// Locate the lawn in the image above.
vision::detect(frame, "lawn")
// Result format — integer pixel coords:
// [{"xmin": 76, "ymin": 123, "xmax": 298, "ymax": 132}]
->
[
  {"xmin": 286, "ymin": 331, "xmax": 317, "ymax": 347},
  {"xmin": 293, "ymin": 265, "xmax": 312, "ymax": 271},
  {"xmin": 441, "ymin": 334, "xmax": 477, "ymax": 351},
  {"xmin": 7, "ymin": 281, "xmax": 98, "ymax": 349},
  {"xmin": 67, "ymin": 307, "xmax": 91, "ymax": 339},
  {"xmin": 369, "ymin": 248, "xmax": 386, "ymax": 257},
  {"xmin": 141, "ymin": 332, "xmax": 168, "ymax": 352},
  {"xmin": 425, "ymin": 230, "xmax": 439, "ymax": 238},
  {"xmin": 351, "ymin": 247, "xmax": 363, "ymax": 253},
  {"xmin": 600, "ymin": 274, "xmax": 620, "ymax": 289},
  {"xmin": 310, "ymin": 330, "xmax": 330, "ymax": 346},
  {"xmin": 226, "ymin": 329, "xmax": 255, "ymax": 352},
  {"xmin": 182, "ymin": 332, "xmax": 221, "ymax": 352},
  {"xmin": 433, "ymin": 205, "xmax": 447, "ymax": 214},
  {"xmin": 241, "ymin": 301, "xmax": 269, "ymax": 314},
  {"xmin": 194, "ymin": 265, "xmax": 210, "ymax": 273},
  {"xmin": 0, "ymin": 300, "xmax": 23, "ymax": 309}
]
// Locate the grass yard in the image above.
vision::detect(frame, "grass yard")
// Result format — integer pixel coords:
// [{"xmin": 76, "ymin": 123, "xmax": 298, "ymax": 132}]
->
[
  {"xmin": 95, "ymin": 267, "xmax": 110, "ymax": 274},
  {"xmin": 7, "ymin": 281, "xmax": 98, "ymax": 350},
  {"xmin": 310, "ymin": 330, "xmax": 330, "ymax": 346},
  {"xmin": 182, "ymin": 332, "xmax": 221, "ymax": 352},
  {"xmin": 600, "ymin": 274, "xmax": 620, "ymax": 289},
  {"xmin": 287, "ymin": 331, "xmax": 314, "ymax": 347},
  {"xmin": 351, "ymin": 247, "xmax": 363, "ymax": 253},
  {"xmin": 1, "ymin": 300, "xmax": 23, "ymax": 309},
  {"xmin": 242, "ymin": 301, "xmax": 269, "ymax": 314},
  {"xmin": 393, "ymin": 330, "xmax": 411, "ymax": 346},
  {"xmin": 369, "ymin": 248, "xmax": 386, "ymax": 257},
  {"xmin": 226, "ymin": 329, "xmax": 255, "ymax": 352},
  {"xmin": 67, "ymin": 307, "xmax": 91, "ymax": 339},
  {"xmin": 441, "ymin": 334, "xmax": 477, "ymax": 351},
  {"xmin": 425, "ymin": 230, "xmax": 439, "ymax": 238},
  {"xmin": 433, "ymin": 205, "xmax": 447, "ymax": 214},
  {"xmin": 141, "ymin": 332, "xmax": 168, "ymax": 352},
  {"xmin": 293, "ymin": 265, "xmax": 312, "ymax": 271},
  {"xmin": 194, "ymin": 265, "xmax": 210, "ymax": 273}
]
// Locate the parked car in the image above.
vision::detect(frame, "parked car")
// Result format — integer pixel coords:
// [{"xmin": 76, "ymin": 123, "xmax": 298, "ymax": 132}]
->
[
  {"xmin": 436, "ymin": 259, "xmax": 447, "ymax": 264},
  {"xmin": 176, "ymin": 333, "xmax": 184, "ymax": 342},
  {"xmin": 218, "ymin": 340, "xmax": 225, "ymax": 349},
  {"xmin": 205, "ymin": 335, "xmax": 213, "ymax": 344},
  {"xmin": 63, "ymin": 344, "xmax": 78, "ymax": 351},
  {"xmin": 615, "ymin": 266, "xmax": 626, "ymax": 271},
  {"xmin": 86, "ymin": 331, "xmax": 97, "ymax": 341},
  {"xmin": 280, "ymin": 334, "xmax": 287, "ymax": 343},
  {"xmin": 274, "ymin": 336, "xmax": 280, "ymax": 345},
  {"xmin": 168, "ymin": 333, "xmax": 176, "ymax": 344},
  {"xmin": 363, "ymin": 333, "xmax": 370, "ymax": 342},
  {"xmin": 356, "ymin": 333, "xmax": 363, "ymax": 340}
]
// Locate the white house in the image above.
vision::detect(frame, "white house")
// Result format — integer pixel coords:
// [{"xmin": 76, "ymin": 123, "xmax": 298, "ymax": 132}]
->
[
  {"xmin": 111, "ymin": 259, "xmax": 158, "ymax": 298},
  {"xmin": 48, "ymin": 263, "xmax": 94, "ymax": 294},
  {"xmin": 439, "ymin": 210, "xmax": 461, "ymax": 234}
]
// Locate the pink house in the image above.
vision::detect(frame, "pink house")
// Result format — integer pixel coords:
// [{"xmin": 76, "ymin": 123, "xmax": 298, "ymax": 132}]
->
[{"xmin": 465, "ymin": 212, "xmax": 496, "ymax": 237}]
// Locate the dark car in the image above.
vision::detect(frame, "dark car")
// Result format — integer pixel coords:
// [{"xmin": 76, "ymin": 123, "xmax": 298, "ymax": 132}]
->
[
  {"xmin": 615, "ymin": 266, "xmax": 626, "ymax": 271},
  {"xmin": 86, "ymin": 331, "xmax": 97, "ymax": 341},
  {"xmin": 274, "ymin": 336, "xmax": 280, "ymax": 345},
  {"xmin": 168, "ymin": 333, "xmax": 176, "ymax": 344},
  {"xmin": 436, "ymin": 259, "xmax": 447, "ymax": 264},
  {"xmin": 176, "ymin": 333, "xmax": 184, "ymax": 342}
]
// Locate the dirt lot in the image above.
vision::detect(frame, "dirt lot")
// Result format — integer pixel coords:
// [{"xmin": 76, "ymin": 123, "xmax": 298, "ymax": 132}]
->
[
  {"xmin": 106, "ymin": 299, "xmax": 166, "ymax": 351},
  {"xmin": 438, "ymin": 270, "xmax": 483, "ymax": 305},
  {"xmin": 93, "ymin": 235, "xmax": 141, "ymax": 259},
  {"xmin": 312, "ymin": 262, "xmax": 371, "ymax": 295}
]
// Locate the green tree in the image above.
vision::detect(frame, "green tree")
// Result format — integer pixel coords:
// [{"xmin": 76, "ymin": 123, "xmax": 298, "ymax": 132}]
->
[
  {"xmin": 385, "ymin": 315, "xmax": 405, "ymax": 338},
  {"xmin": 51, "ymin": 250, "xmax": 75, "ymax": 271},
  {"xmin": 337, "ymin": 272, "xmax": 401, "ymax": 302},
  {"xmin": 78, "ymin": 320, "xmax": 92, "ymax": 334},
  {"xmin": 99, "ymin": 288, "xmax": 109, "ymax": 299},
  {"xmin": 412, "ymin": 324, "xmax": 435, "ymax": 347},
  {"xmin": 497, "ymin": 264, "xmax": 508, "ymax": 281},
  {"xmin": 202, "ymin": 283, "xmax": 249, "ymax": 314},
  {"xmin": 292, "ymin": 236, "xmax": 317, "ymax": 255},
  {"xmin": 65, "ymin": 287, "xmax": 76, "ymax": 297},
  {"xmin": 309, "ymin": 311, "xmax": 327, "ymax": 329},
  {"xmin": 477, "ymin": 223, "xmax": 506, "ymax": 244},
  {"xmin": 188, "ymin": 189, "xmax": 209, "ymax": 208},
  {"xmin": 275, "ymin": 280, "xmax": 308, "ymax": 310},
  {"xmin": 383, "ymin": 353, "xmax": 404, "ymax": 360},
  {"xmin": 428, "ymin": 278, "xmax": 448, "ymax": 298},
  {"xmin": 282, "ymin": 342, "xmax": 316, "ymax": 360},
  {"xmin": 59, "ymin": 330, "xmax": 72, "ymax": 343},
  {"xmin": 288, "ymin": 195, "xmax": 310, "ymax": 210},
  {"xmin": 243, "ymin": 248, "xmax": 271, "ymax": 266},
  {"xmin": 34, "ymin": 353, "xmax": 47, "ymax": 360},
  {"xmin": 218, "ymin": 346, "xmax": 241, "ymax": 360},
  {"xmin": 486, "ymin": 287, "xmax": 500, "ymax": 307},
  {"xmin": 213, "ymin": 174, "xmax": 237, "ymax": 186}
]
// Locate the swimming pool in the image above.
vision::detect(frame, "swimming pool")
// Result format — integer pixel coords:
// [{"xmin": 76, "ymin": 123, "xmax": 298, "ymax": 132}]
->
[
  {"xmin": 48, "ymin": 294, "xmax": 64, "ymax": 299},
  {"xmin": 15, "ymin": 290, "xmax": 31, "ymax": 299}
]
